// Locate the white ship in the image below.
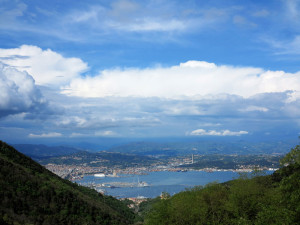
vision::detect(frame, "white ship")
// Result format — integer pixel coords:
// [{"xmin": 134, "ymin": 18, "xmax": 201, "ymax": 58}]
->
[
  {"xmin": 138, "ymin": 181, "xmax": 150, "ymax": 187},
  {"xmin": 94, "ymin": 173, "xmax": 106, "ymax": 178},
  {"xmin": 137, "ymin": 177, "xmax": 150, "ymax": 187}
]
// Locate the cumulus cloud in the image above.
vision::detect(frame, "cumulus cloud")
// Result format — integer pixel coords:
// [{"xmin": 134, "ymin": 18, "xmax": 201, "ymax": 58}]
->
[
  {"xmin": 0, "ymin": 62, "xmax": 47, "ymax": 118},
  {"xmin": 62, "ymin": 60, "xmax": 300, "ymax": 99},
  {"xmin": 0, "ymin": 45, "xmax": 88, "ymax": 86},
  {"xmin": 28, "ymin": 132, "xmax": 62, "ymax": 138},
  {"xmin": 189, "ymin": 129, "xmax": 248, "ymax": 136},
  {"xmin": 286, "ymin": 91, "xmax": 300, "ymax": 103}
]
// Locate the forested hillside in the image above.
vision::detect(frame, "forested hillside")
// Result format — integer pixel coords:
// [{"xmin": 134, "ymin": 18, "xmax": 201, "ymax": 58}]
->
[
  {"xmin": 142, "ymin": 145, "xmax": 300, "ymax": 224},
  {"xmin": 0, "ymin": 141, "xmax": 135, "ymax": 225},
  {"xmin": 2, "ymin": 139, "xmax": 300, "ymax": 225}
]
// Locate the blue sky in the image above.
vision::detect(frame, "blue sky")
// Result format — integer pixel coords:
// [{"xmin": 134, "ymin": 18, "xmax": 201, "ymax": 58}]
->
[{"xmin": 0, "ymin": 0, "xmax": 300, "ymax": 146}]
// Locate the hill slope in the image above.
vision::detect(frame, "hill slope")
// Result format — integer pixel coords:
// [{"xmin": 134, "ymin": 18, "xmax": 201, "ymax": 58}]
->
[
  {"xmin": 142, "ymin": 144, "xmax": 300, "ymax": 225},
  {"xmin": 0, "ymin": 141, "xmax": 135, "ymax": 225}
]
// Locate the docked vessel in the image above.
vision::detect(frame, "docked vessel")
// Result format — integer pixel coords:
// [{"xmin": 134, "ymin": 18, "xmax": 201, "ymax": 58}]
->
[
  {"xmin": 94, "ymin": 173, "xmax": 106, "ymax": 178},
  {"xmin": 137, "ymin": 177, "xmax": 150, "ymax": 187},
  {"xmin": 138, "ymin": 181, "xmax": 150, "ymax": 187}
]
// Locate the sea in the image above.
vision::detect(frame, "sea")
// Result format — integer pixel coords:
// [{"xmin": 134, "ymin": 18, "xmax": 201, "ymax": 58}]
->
[{"xmin": 76, "ymin": 170, "xmax": 255, "ymax": 199}]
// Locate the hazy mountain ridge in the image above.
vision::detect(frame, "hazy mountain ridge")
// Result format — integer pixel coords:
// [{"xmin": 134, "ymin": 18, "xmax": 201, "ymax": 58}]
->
[
  {"xmin": 12, "ymin": 144, "xmax": 82, "ymax": 158},
  {"xmin": 12, "ymin": 139, "xmax": 296, "ymax": 160},
  {"xmin": 107, "ymin": 140, "xmax": 296, "ymax": 156}
]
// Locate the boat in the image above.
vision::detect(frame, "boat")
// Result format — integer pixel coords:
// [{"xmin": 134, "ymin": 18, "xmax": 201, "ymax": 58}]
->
[
  {"xmin": 94, "ymin": 173, "xmax": 106, "ymax": 178},
  {"xmin": 137, "ymin": 177, "xmax": 150, "ymax": 187},
  {"xmin": 138, "ymin": 181, "xmax": 150, "ymax": 187}
]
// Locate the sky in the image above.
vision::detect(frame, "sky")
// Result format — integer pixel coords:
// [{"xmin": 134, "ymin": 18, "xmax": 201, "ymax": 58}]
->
[{"xmin": 1, "ymin": 0, "xmax": 300, "ymax": 146}]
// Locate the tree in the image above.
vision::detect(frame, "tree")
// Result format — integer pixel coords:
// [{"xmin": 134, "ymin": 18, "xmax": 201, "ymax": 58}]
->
[
  {"xmin": 280, "ymin": 144, "xmax": 300, "ymax": 166},
  {"xmin": 278, "ymin": 144, "xmax": 300, "ymax": 223}
]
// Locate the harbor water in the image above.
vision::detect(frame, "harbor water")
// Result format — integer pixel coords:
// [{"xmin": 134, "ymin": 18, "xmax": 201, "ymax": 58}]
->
[{"xmin": 76, "ymin": 170, "xmax": 244, "ymax": 198}]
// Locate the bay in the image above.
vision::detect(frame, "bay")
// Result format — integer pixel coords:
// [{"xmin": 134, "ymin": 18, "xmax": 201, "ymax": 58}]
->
[{"xmin": 77, "ymin": 170, "xmax": 242, "ymax": 199}]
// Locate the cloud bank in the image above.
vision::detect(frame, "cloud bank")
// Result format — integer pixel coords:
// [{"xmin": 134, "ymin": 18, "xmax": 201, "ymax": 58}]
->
[
  {"xmin": 62, "ymin": 60, "xmax": 300, "ymax": 100},
  {"xmin": 1, "ymin": 45, "xmax": 299, "ymax": 140},
  {"xmin": 0, "ymin": 45, "xmax": 88, "ymax": 86}
]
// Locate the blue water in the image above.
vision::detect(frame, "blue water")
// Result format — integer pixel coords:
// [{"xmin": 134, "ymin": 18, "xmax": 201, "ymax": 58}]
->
[{"xmin": 77, "ymin": 171, "xmax": 241, "ymax": 198}]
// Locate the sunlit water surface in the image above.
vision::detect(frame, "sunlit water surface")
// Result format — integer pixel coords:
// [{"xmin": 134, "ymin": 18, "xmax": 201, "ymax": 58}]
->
[{"xmin": 76, "ymin": 170, "xmax": 251, "ymax": 198}]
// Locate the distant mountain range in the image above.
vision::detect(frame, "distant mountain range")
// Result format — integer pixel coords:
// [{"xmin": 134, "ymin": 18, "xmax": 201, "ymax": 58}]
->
[
  {"xmin": 12, "ymin": 144, "xmax": 82, "ymax": 158},
  {"xmin": 12, "ymin": 139, "xmax": 297, "ymax": 161},
  {"xmin": 107, "ymin": 140, "xmax": 297, "ymax": 156}
]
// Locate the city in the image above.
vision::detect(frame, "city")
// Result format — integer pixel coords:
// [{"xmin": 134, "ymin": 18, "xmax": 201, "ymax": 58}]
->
[{"xmin": 44, "ymin": 153, "xmax": 280, "ymax": 183}]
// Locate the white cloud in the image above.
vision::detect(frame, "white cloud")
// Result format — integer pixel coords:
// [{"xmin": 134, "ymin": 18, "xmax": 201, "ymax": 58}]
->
[
  {"xmin": 106, "ymin": 0, "xmax": 187, "ymax": 32},
  {"xmin": 111, "ymin": 18, "xmax": 186, "ymax": 32},
  {"xmin": 265, "ymin": 35, "xmax": 300, "ymax": 55},
  {"xmin": 28, "ymin": 132, "xmax": 62, "ymax": 138},
  {"xmin": 240, "ymin": 106, "xmax": 269, "ymax": 112},
  {"xmin": 163, "ymin": 105, "xmax": 205, "ymax": 115},
  {"xmin": 189, "ymin": 129, "xmax": 248, "ymax": 136},
  {"xmin": 57, "ymin": 116, "xmax": 88, "ymax": 128},
  {"xmin": 67, "ymin": 0, "xmax": 233, "ymax": 34},
  {"xmin": 67, "ymin": 1, "xmax": 187, "ymax": 33},
  {"xmin": 0, "ymin": 62, "xmax": 46, "ymax": 117},
  {"xmin": 286, "ymin": 91, "xmax": 300, "ymax": 103},
  {"xmin": 62, "ymin": 60, "xmax": 300, "ymax": 99},
  {"xmin": 0, "ymin": 45, "xmax": 88, "ymax": 86},
  {"xmin": 95, "ymin": 130, "xmax": 116, "ymax": 137}
]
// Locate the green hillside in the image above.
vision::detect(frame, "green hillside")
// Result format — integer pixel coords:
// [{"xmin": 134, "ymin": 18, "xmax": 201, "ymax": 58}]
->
[
  {"xmin": 0, "ymin": 141, "xmax": 135, "ymax": 225},
  {"xmin": 2, "ymin": 139, "xmax": 300, "ymax": 225},
  {"xmin": 141, "ymin": 145, "xmax": 300, "ymax": 224}
]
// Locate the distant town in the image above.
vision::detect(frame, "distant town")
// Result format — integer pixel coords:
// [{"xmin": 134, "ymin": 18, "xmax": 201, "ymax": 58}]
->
[{"xmin": 43, "ymin": 153, "xmax": 280, "ymax": 182}]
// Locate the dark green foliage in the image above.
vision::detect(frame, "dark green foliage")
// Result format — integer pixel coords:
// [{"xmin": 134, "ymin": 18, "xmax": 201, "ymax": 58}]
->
[
  {"xmin": 143, "ymin": 145, "xmax": 300, "ymax": 225},
  {"xmin": 137, "ymin": 197, "xmax": 161, "ymax": 222},
  {"xmin": 277, "ymin": 145, "xmax": 300, "ymax": 223},
  {"xmin": 0, "ymin": 141, "xmax": 135, "ymax": 225}
]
